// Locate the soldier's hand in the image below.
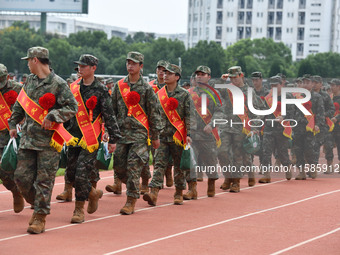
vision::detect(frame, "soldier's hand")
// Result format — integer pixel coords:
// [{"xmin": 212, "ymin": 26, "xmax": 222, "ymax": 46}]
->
[
  {"xmin": 9, "ymin": 129, "xmax": 17, "ymax": 138},
  {"xmin": 152, "ymin": 139, "xmax": 160, "ymax": 149},
  {"xmin": 331, "ymin": 117, "xmax": 337, "ymax": 123},
  {"xmin": 221, "ymin": 73, "xmax": 229, "ymax": 80},
  {"xmin": 315, "ymin": 125, "xmax": 320, "ymax": 133},
  {"xmin": 186, "ymin": 136, "xmax": 192, "ymax": 144},
  {"xmin": 108, "ymin": 143, "xmax": 116, "ymax": 153},
  {"xmin": 41, "ymin": 118, "xmax": 53, "ymax": 130},
  {"xmin": 203, "ymin": 124, "xmax": 213, "ymax": 134},
  {"xmin": 103, "ymin": 133, "xmax": 109, "ymax": 142}
]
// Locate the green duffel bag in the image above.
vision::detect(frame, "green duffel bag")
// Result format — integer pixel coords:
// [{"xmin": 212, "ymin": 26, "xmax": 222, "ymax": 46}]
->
[
  {"xmin": 1, "ymin": 133, "xmax": 21, "ymax": 172},
  {"xmin": 58, "ymin": 145, "xmax": 68, "ymax": 169},
  {"xmin": 180, "ymin": 145, "xmax": 197, "ymax": 171},
  {"xmin": 95, "ymin": 142, "xmax": 112, "ymax": 170}
]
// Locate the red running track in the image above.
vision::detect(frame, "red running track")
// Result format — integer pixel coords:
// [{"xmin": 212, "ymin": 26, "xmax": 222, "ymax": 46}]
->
[{"xmin": 1, "ymin": 154, "xmax": 340, "ymax": 255}]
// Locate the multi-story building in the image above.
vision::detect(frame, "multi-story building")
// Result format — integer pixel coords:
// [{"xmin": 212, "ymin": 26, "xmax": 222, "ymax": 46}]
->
[{"xmin": 187, "ymin": 0, "xmax": 340, "ymax": 61}]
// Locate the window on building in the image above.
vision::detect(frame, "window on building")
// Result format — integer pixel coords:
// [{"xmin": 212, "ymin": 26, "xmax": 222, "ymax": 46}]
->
[
  {"xmin": 275, "ymin": 27, "xmax": 282, "ymax": 40},
  {"xmin": 257, "ymin": 12, "xmax": 260, "ymax": 17},
  {"xmin": 194, "ymin": 13, "xmax": 198, "ymax": 21},
  {"xmin": 216, "ymin": 26, "xmax": 222, "ymax": 39},
  {"xmin": 193, "ymin": 28, "xmax": 198, "ymax": 36},
  {"xmin": 247, "ymin": 0, "xmax": 253, "ymax": 8},
  {"xmin": 268, "ymin": 0, "xmax": 275, "ymax": 9},
  {"xmin": 276, "ymin": 11, "xmax": 282, "ymax": 24},
  {"xmin": 268, "ymin": 12, "xmax": 274, "ymax": 24},
  {"xmin": 297, "ymin": 43, "xmax": 304, "ymax": 56},
  {"xmin": 188, "ymin": 28, "xmax": 191, "ymax": 36},
  {"xmin": 311, "ymin": 3, "xmax": 321, "ymax": 6},
  {"xmin": 206, "ymin": 28, "xmax": 209, "ymax": 39},
  {"xmin": 206, "ymin": 12, "xmax": 210, "ymax": 24},
  {"xmin": 246, "ymin": 12, "xmax": 252, "ymax": 24},
  {"xmin": 299, "ymin": 0, "xmax": 306, "ymax": 9},
  {"xmin": 189, "ymin": 0, "xmax": 192, "ymax": 7},
  {"xmin": 297, "ymin": 27, "xmax": 304, "ymax": 40},
  {"xmin": 277, "ymin": 0, "xmax": 283, "ymax": 8},
  {"xmin": 238, "ymin": 11, "xmax": 245, "ymax": 24},
  {"xmin": 245, "ymin": 27, "xmax": 252, "ymax": 38},
  {"xmin": 298, "ymin": 12, "xmax": 305, "ymax": 25},
  {"xmin": 217, "ymin": 0, "xmax": 223, "ymax": 8},
  {"xmin": 311, "ymin": 19, "xmax": 320, "ymax": 22},
  {"xmin": 239, "ymin": 0, "xmax": 245, "ymax": 9},
  {"xmin": 189, "ymin": 14, "xmax": 191, "ymax": 22},
  {"xmin": 200, "ymin": 13, "xmax": 202, "ymax": 21},
  {"xmin": 311, "ymin": 13, "xmax": 321, "ymax": 16},
  {"xmin": 217, "ymin": 11, "xmax": 223, "ymax": 24},
  {"xmin": 267, "ymin": 27, "xmax": 274, "ymax": 38},
  {"xmin": 310, "ymin": 34, "xmax": 320, "ymax": 37},
  {"xmin": 310, "ymin": 28, "xmax": 320, "ymax": 31},
  {"xmin": 238, "ymin": 27, "xmax": 244, "ymax": 39}
]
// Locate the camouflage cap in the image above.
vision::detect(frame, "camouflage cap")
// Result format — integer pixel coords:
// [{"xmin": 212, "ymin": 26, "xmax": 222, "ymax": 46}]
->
[
  {"xmin": 127, "ymin": 51, "xmax": 144, "ymax": 63},
  {"xmin": 181, "ymin": 81, "xmax": 191, "ymax": 87},
  {"xmin": 106, "ymin": 78, "xmax": 114, "ymax": 84},
  {"xmin": 328, "ymin": 79, "xmax": 340, "ymax": 86},
  {"xmin": 286, "ymin": 83, "xmax": 295, "ymax": 87},
  {"xmin": 21, "ymin": 46, "xmax": 49, "ymax": 60},
  {"xmin": 227, "ymin": 66, "xmax": 242, "ymax": 77},
  {"xmin": 22, "ymin": 73, "xmax": 28, "ymax": 78},
  {"xmin": 66, "ymin": 78, "xmax": 73, "ymax": 83},
  {"xmin": 0, "ymin": 64, "xmax": 8, "ymax": 77},
  {"xmin": 165, "ymin": 63, "xmax": 182, "ymax": 76},
  {"xmin": 8, "ymin": 72, "xmax": 15, "ymax": 77},
  {"xmin": 302, "ymin": 74, "xmax": 312, "ymax": 81},
  {"xmin": 269, "ymin": 76, "xmax": 282, "ymax": 85},
  {"xmin": 74, "ymin": 54, "xmax": 98, "ymax": 66},
  {"xmin": 156, "ymin": 60, "xmax": 169, "ymax": 68},
  {"xmin": 276, "ymin": 73, "xmax": 286, "ymax": 79},
  {"xmin": 312, "ymin": 75, "xmax": 322, "ymax": 83},
  {"xmin": 195, "ymin": 65, "xmax": 211, "ymax": 75},
  {"xmin": 295, "ymin": 77, "xmax": 303, "ymax": 83},
  {"xmin": 251, "ymin": 71, "xmax": 262, "ymax": 79}
]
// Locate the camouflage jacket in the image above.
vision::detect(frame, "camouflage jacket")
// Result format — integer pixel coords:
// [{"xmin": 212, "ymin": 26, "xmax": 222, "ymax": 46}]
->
[
  {"xmin": 218, "ymin": 83, "xmax": 263, "ymax": 134},
  {"xmin": 316, "ymin": 90, "xmax": 335, "ymax": 132},
  {"xmin": 151, "ymin": 79, "xmax": 166, "ymax": 90},
  {"xmin": 190, "ymin": 86, "xmax": 224, "ymax": 141},
  {"xmin": 254, "ymin": 86, "xmax": 270, "ymax": 97},
  {"xmin": 293, "ymin": 90, "xmax": 325, "ymax": 134},
  {"xmin": 332, "ymin": 95, "xmax": 340, "ymax": 133},
  {"xmin": 159, "ymin": 84, "xmax": 195, "ymax": 143},
  {"xmin": 263, "ymin": 93, "xmax": 295, "ymax": 134},
  {"xmin": 8, "ymin": 72, "xmax": 78, "ymax": 151},
  {"xmin": 0, "ymin": 80, "xmax": 22, "ymax": 148},
  {"xmin": 112, "ymin": 75, "xmax": 162, "ymax": 144},
  {"xmin": 65, "ymin": 77, "xmax": 121, "ymax": 144}
]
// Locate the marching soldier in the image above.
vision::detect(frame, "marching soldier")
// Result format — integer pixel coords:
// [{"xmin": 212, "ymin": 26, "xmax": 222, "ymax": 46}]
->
[
  {"xmin": 9, "ymin": 47, "xmax": 78, "ymax": 234},
  {"xmin": 0, "ymin": 63, "xmax": 23, "ymax": 213},
  {"xmin": 110, "ymin": 52, "xmax": 162, "ymax": 215},
  {"xmin": 294, "ymin": 74, "xmax": 325, "ymax": 180},
  {"xmin": 184, "ymin": 65, "xmax": 223, "ymax": 199},
  {"xmin": 330, "ymin": 79, "xmax": 340, "ymax": 171},
  {"xmin": 143, "ymin": 63, "xmax": 193, "ymax": 206}
]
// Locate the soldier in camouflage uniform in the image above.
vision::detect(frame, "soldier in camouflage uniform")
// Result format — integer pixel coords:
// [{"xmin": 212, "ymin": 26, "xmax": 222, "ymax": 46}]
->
[
  {"xmin": 294, "ymin": 74, "xmax": 325, "ymax": 180},
  {"xmin": 312, "ymin": 75, "xmax": 335, "ymax": 173},
  {"xmin": 217, "ymin": 66, "xmax": 262, "ymax": 192},
  {"xmin": 9, "ymin": 47, "xmax": 78, "ymax": 234},
  {"xmin": 330, "ymin": 79, "xmax": 340, "ymax": 171},
  {"xmin": 0, "ymin": 63, "xmax": 24, "ymax": 213},
  {"xmin": 109, "ymin": 52, "xmax": 162, "ymax": 215},
  {"xmin": 63, "ymin": 54, "xmax": 121, "ymax": 224},
  {"xmin": 258, "ymin": 76, "xmax": 294, "ymax": 183},
  {"xmin": 143, "ymin": 64, "xmax": 193, "ymax": 206},
  {"xmin": 183, "ymin": 65, "xmax": 223, "ymax": 200}
]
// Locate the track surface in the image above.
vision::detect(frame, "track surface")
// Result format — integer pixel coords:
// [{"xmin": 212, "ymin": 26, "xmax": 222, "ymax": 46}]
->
[{"xmin": 1, "ymin": 152, "xmax": 340, "ymax": 255}]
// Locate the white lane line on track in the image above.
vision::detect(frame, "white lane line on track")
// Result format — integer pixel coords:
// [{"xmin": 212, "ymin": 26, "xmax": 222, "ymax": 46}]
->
[
  {"xmin": 270, "ymin": 227, "xmax": 340, "ymax": 255},
  {"xmin": 0, "ymin": 175, "xmax": 114, "ymax": 194},
  {"xmin": 102, "ymin": 188, "xmax": 340, "ymax": 255},
  {"xmin": 0, "ymin": 179, "xmax": 285, "ymax": 242}
]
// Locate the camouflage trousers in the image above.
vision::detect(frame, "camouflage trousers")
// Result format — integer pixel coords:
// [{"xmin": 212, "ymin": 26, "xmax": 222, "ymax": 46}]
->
[
  {"xmin": 63, "ymin": 163, "xmax": 99, "ymax": 185},
  {"xmin": 149, "ymin": 141, "xmax": 186, "ymax": 190},
  {"xmin": 294, "ymin": 132, "xmax": 317, "ymax": 168},
  {"xmin": 217, "ymin": 132, "xmax": 250, "ymax": 179},
  {"xmin": 14, "ymin": 148, "xmax": 60, "ymax": 215},
  {"xmin": 314, "ymin": 131, "xmax": 325, "ymax": 163},
  {"xmin": 186, "ymin": 140, "xmax": 219, "ymax": 182},
  {"xmin": 0, "ymin": 148, "xmax": 17, "ymax": 191},
  {"xmin": 114, "ymin": 142, "xmax": 149, "ymax": 199},
  {"xmin": 323, "ymin": 132, "xmax": 334, "ymax": 161},
  {"xmin": 65, "ymin": 147, "xmax": 97, "ymax": 201},
  {"xmin": 262, "ymin": 132, "xmax": 291, "ymax": 168},
  {"xmin": 333, "ymin": 132, "xmax": 340, "ymax": 161}
]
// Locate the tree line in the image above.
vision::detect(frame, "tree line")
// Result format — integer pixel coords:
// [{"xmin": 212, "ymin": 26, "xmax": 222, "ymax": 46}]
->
[{"xmin": 1, "ymin": 21, "xmax": 340, "ymax": 80}]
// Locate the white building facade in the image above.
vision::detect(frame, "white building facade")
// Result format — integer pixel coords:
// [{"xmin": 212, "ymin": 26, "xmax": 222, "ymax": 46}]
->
[{"xmin": 187, "ymin": 0, "xmax": 340, "ymax": 61}]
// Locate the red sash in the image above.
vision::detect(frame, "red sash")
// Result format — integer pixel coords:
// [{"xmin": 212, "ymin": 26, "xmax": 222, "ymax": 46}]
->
[
  {"xmin": 149, "ymin": 80, "xmax": 159, "ymax": 93},
  {"xmin": 326, "ymin": 117, "xmax": 334, "ymax": 132},
  {"xmin": 227, "ymin": 90, "xmax": 251, "ymax": 135},
  {"xmin": 158, "ymin": 86, "xmax": 187, "ymax": 147},
  {"xmin": 70, "ymin": 79, "xmax": 102, "ymax": 153},
  {"xmin": 17, "ymin": 90, "xmax": 78, "ymax": 152},
  {"xmin": 0, "ymin": 92, "xmax": 12, "ymax": 131},
  {"xmin": 189, "ymin": 88, "xmax": 221, "ymax": 147},
  {"xmin": 118, "ymin": 79, "xmax": 151, "ymax": 145},
  {"xmin": 265, "ymin": 92, "xmax": 292, "ymax": 139}
]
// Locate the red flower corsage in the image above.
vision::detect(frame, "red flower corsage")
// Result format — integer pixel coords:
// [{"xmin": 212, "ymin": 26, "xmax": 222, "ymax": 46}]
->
[
  {"xmin": 86, "ymin": 96, "xmax": 97, "ymax": 122},
  {"xmin": 39, "ymin": 93, "xmax": 56, "ymax": 118},
  {"xmin": 126, "ymin": 91, "xmax": 140, "ymax": 116},
  {"xmin": 3, "ymin": 90, "xmax": 18, "ymax": 106}
]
